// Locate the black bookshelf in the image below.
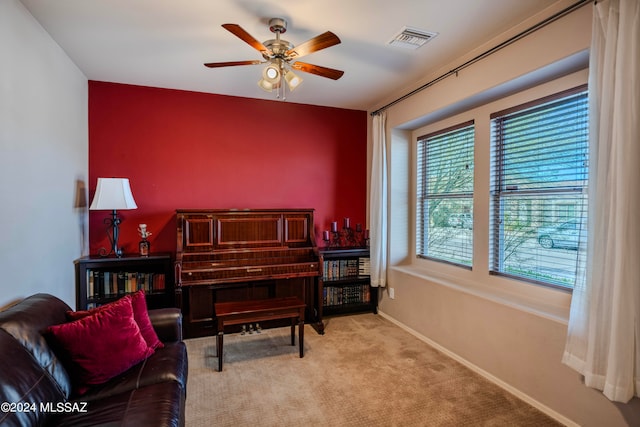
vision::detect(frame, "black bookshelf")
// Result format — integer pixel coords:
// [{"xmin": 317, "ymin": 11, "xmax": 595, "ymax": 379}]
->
[
  {"xmin": 74, "ymin": 254, "xmax": 174, "ymax": 310},
  {"xmin": 319, "ymin": 248, "xmax": 377, "ymax": 317}
]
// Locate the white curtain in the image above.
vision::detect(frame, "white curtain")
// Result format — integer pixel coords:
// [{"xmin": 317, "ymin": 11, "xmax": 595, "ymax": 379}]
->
[
  {"xmin": 562, "ymin": 0, "xmax": 640, "ymax": 403},
  {"xmin": 370, "ymin": 112, "xmax": 388, "ymax": 288}
]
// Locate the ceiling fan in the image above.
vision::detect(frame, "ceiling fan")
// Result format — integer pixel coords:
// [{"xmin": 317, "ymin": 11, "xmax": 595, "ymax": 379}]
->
[{"xmin": 204, "ymin": 18, "xmax": 344, "ymax": 94}]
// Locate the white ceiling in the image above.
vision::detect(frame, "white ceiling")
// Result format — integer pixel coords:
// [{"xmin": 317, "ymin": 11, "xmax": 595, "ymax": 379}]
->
[{"xmin": 20, "ymin": 0, "xmax": 561, "ymax": 111}]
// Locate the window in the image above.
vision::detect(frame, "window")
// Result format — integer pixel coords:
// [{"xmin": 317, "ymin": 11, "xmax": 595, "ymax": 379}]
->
[
  {"xmin": 417, "ymin": 121, "xmax": 474, "ymax": 267},
  {"xmin": 489, "ymin": 86, "xmax": 588, "ymax": 289}
]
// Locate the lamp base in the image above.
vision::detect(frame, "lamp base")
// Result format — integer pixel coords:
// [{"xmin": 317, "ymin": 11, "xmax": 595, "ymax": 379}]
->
[{"xmin": 98, "ymin": 209, "xmax": 123, "ymax": 257}]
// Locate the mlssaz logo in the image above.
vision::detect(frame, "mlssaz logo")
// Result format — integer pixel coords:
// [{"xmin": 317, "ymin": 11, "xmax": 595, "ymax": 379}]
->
[{"xmin": 40, "ymin": 402, "xmax": 88, "ymax": 413}]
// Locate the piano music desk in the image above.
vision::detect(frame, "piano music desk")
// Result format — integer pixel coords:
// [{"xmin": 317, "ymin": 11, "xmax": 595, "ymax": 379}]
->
[{"xmin": 214, "ymin": 297, "xmax": 306, "ymax": 371}]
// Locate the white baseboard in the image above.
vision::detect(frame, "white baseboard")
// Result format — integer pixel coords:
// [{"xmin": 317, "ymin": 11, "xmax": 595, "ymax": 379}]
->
[{"xmin": 377, "ymin": 310, "xmax": 578, "ymax": 427}]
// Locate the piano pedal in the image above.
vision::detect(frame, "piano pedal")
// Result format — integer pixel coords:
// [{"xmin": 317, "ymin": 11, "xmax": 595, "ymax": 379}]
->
[
  {"xmin": 248, "ymin": 324, "xmax": 254, "ymax": 334},
  {"xmin": 255, "ymin": 323, "xmax": 262, "ymax": 333},
  {"xmin": 240, "ymin": 325, "xmax": 246, "ymax": 335}
]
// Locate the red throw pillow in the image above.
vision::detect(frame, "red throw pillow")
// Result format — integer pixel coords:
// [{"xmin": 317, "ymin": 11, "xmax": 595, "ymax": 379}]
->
[
  {"xmin": 129, "ymin": 290, "xmax": 164, "ymax": 350},
  {"xmin": 68, "ymin": 291, "xmax": 163, "ymax": 350},
  {"xmin": 49, "ymin": 296, "xmax": 154, "ymax": 394}
]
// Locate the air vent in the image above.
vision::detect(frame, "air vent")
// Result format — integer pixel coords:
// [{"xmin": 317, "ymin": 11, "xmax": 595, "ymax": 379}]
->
[{"xmin": 388, "ymin": 26, "xmax": 438, "ymax": 49}]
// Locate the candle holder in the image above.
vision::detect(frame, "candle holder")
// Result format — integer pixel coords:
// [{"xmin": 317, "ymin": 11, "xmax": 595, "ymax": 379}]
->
[{"xmin": 323, "ymin": 218, "xmax": 369, "ymax": 248}]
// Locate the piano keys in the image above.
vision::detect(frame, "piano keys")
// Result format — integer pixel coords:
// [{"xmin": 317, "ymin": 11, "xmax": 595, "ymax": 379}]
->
[{"xmin": 175, "ymin": 209, "xmax": 322, "ymax": 338}]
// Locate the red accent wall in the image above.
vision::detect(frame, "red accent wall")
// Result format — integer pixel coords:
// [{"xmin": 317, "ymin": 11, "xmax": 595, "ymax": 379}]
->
[{"xmin": 88, "ymin": 81, "xmax": 367, "ymax": 256}]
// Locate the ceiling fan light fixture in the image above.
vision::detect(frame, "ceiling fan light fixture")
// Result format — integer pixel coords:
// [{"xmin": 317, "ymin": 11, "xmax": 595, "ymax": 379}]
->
[
  {"xmin": 262, "ymin": 63, "xmax": 281, "ymax": 84},
  {"xmin": 257, "ymin": 78, "xmax": 273, "ymax": 92},
  {"xmin": 284, "ymin": 70, "xmax": 303, "ymax": 91}
]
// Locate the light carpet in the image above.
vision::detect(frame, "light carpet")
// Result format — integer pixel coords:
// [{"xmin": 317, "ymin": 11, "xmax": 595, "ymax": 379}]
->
[{"xmin": 185, "ymin": 313, "xmax": 562, "ymax": 426}]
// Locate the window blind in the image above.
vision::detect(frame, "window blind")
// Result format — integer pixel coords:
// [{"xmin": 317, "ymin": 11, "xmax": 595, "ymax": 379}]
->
[
  {"xmin": 489, "ymin": 87, "xmax": 588, "ymax": 288},
  {"xmin": 417, "ymin": 122, "xmax": 474, "ymax": 267}
]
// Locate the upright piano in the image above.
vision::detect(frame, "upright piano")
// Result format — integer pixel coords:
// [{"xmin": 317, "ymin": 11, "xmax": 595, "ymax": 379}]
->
[{"xmin": 175, "ymin": 209, "xmax": 322, "ymax": 338}]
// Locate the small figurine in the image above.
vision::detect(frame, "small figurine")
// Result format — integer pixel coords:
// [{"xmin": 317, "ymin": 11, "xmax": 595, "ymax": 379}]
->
[{"xmin": 138, "ymin": 224, "xmax": 152, "ymax": 239}]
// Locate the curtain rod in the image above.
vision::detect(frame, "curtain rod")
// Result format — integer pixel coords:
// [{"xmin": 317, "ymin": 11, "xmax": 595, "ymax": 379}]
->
[{"xmin": 370, "ymin": 0, "xmax": 593, "ymax": 116}]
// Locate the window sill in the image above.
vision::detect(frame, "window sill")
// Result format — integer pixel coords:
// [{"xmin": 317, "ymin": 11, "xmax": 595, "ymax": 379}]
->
[{"xmin": 390, "ymin": 264, "xmax": 571, "ymax": 325}]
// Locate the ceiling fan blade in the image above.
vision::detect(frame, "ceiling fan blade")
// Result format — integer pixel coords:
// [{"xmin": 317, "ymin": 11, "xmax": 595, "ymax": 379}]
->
[
  {"xmin": 291, "ymin": 62, "xmax": 344, "ymax": 80},
  {"xmin": 222, "ymin": 23, "xmax": 272, "ymax": 56},
  {"xmin": 204, "ymin": 60, "xmax": 262, "ymax": 68},
  {"xmin": 285, "ymin": 31, "xmax": 341, "ymax": 59}
]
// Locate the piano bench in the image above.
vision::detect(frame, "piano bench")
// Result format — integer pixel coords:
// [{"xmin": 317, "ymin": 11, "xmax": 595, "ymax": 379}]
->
[{"xmin": 214, "ymin": 296, "xmax": 306, "ymax": 372}]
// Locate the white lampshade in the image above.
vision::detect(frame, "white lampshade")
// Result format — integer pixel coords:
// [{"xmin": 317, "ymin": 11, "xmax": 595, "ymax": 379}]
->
[{"xmin": 89, "ymin": 178, "xmax": 138, "ymax": 211}]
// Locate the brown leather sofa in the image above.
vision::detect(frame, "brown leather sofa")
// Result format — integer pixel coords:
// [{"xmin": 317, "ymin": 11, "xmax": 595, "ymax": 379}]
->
[{"xmin": 0, "ymin": 293, "xmax": 188, "ymax": 426}]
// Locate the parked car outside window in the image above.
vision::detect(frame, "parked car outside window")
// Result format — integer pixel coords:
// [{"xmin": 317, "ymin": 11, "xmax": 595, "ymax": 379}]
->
[
  {"xmin": 537, "ymin": 218, "xmax": 583, "ymax": 249},
  {"xmin": 447, "ymin": 213, "xmax": 472, "ymax": 229}
]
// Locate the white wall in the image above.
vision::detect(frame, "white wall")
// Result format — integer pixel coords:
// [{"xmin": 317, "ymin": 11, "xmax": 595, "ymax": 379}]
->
[
  {"xmin": 0, "ymin": 0, "xmax": 88, "ymax": 309},
  {"xmin": 375, "ymin": 1, "xmax": 640, "ymax": 426}
]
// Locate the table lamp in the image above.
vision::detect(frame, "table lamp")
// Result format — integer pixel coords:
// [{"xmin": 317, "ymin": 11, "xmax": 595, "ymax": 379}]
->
[{"xmin": 89, "ymin": 177, "xmax": 138, "ymax": 257}]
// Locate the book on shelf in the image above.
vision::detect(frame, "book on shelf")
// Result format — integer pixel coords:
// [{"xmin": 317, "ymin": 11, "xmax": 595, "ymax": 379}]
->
[
  {"xmin": 154, "ymin": 273, "xmax": 165, "ymax": 290},
  {"xmin": 322, "ymin": 259, "xmax": 360, "ymax": 280},
  {"xmin": 358, "ymin": 257, "xmax": 370, "ymax": 277},
  {"xmin": 86, "ymin": 270, "xmax": 166, "ymax": 298},
  {"xmin": 88, "ymin": 271, "xmax": 94, "ymax": 298},
  {"xmin": 323, "ymin": 284, "xmax": 371, "ymax": 307}
]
